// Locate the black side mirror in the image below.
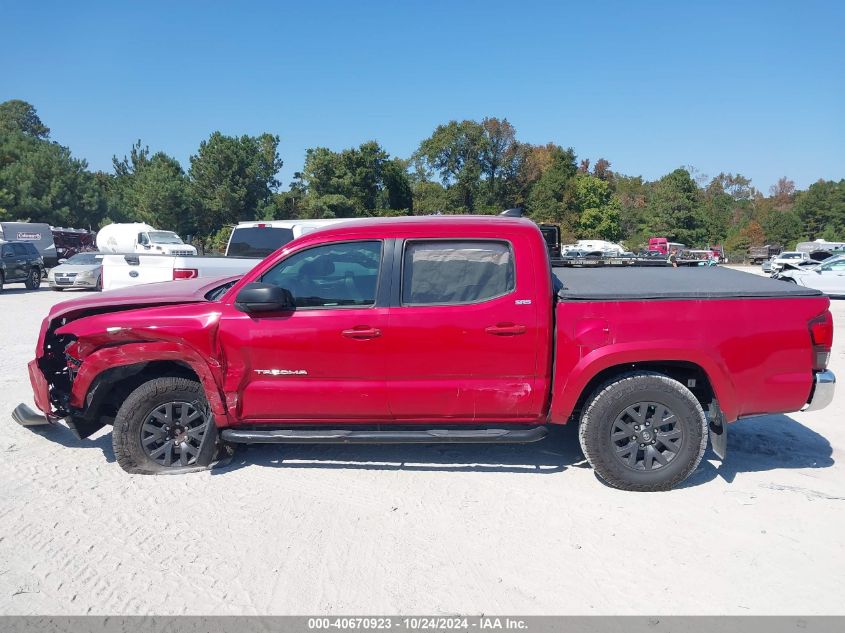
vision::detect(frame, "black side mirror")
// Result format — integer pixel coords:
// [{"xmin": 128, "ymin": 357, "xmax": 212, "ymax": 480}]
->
[{"xmin": 235, "ymin": 282, "xmax": 295, "ymax": 313}]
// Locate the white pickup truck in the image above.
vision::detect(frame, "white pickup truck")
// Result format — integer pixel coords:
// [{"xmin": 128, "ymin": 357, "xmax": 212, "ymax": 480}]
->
[
  {"xmin": 100, "ymin": 254, "xmax": 258, "ymax": 291},
  {"xmin": 101, "ymin": 219, "xmax": 367, "ymax": 291}
]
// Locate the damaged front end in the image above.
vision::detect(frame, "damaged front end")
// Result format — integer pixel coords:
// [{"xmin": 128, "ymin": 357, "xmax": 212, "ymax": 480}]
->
[{"xmin": 17, "ymin": 311, "xmax": 102, "ymax": 437}]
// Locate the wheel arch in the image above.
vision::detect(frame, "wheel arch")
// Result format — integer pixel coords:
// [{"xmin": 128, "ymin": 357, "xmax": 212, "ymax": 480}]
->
[
  {"xmin": 68, "ymin": 342, "xmax": 229, "ymax": 437},
  {"xmin": 551, "ymin": 352, "xmax": 737, "ymax": 424}
]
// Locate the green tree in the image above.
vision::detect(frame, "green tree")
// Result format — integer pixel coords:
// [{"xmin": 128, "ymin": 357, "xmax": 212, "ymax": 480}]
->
[
  {"xmin": 0, "ymin": 100, "xmax": 50, "ymax": 138},
  {"xmin": 762, "ymin": 209, "xmax": 804, "ymax": 248},
  {"xmin": 525, "ymin": 145, "xmax": 578, "ymax": 232},
  {"xmin": 109, "ymin": 140, "xmax": 196, "ymax": 232},
  {"xmin": 411, "ymin": 180, "xmax": 450, "ymax": 215},
  {"xmin": 794, "ymin": 179, "xmax": 845, "ymax": 240},
  {"xmin": 645, "ymin": 168, "xmax": 706, "ymax": 245},
  {"xmin": 573, "ymin": 174, "xmax": 622, "ymax": 240},
  {"xmin": 301, "ymin": 142, "xmax": 411, "ymax": 215},
  {"xmin": 0, "ymin": 130, "xmax": 107, "ymax": 227},
  {"xmin": 111, "ymin": 145, "xmax": 195, "ymax": 233},
  {"xmin": 414, "ymin": 120, "xmax": 486, "ymax": 212},
  {"xmin": 189, "ymin": 132, "xmax": 283, "ymax": 234}
]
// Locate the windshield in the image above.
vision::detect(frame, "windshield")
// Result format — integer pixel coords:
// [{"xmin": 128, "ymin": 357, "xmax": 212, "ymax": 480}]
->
[
  {"xmin": 780, "ymin": 253, "xmax": 802, "ymax": 259},
  {"xmin": 227, "ymin": 227, "xmax": 295, "ymax": 258},
  {"xmin": 148, "ymin": 231, "xmax": 184, "ymax": 245},
  {"xmin": 66, "ymin": 253, "xmax": 103, "ymax": 265}
]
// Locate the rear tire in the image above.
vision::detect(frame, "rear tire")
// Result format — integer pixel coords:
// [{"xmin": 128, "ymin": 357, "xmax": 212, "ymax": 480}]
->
[
  {"xmin": 24, "ymin": 268, "xmax": 41, "ymax": 290},
  {"xmin": 113, "ymin": 377, "xmax": 219, "ymax": 474},
  {"xmin": 578, "ymin": 372, "xmax": 707, "ymax": 491}
]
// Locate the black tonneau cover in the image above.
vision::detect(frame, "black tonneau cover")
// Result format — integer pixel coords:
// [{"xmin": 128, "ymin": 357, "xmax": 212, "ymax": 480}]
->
[{"xmin": 555, "ymin": 266, "xmax": 822, "ymax": 301}]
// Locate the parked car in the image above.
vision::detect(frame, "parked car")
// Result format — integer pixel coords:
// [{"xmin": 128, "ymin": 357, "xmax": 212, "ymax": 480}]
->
[
  {"xmin": 0, "ymin": 240, "xmax": 44, "ymax": 291},
  {"xmin": 47, "ymin": 252, "xmax": 104, "ymax": 291},
  {"xmin": 16, "ymin": 217, "xmax": 835, "ymax": 491},
  {"xmin": 770, "ymin": 250, "xmax": 811, "ymax": 273},
  {"xmin": 776, "ymin": 254, "xmax": 845, "ymax": 297},
  {"xmin": 761, "ymin": 256, "xmax": 775, "ymax": 274}
]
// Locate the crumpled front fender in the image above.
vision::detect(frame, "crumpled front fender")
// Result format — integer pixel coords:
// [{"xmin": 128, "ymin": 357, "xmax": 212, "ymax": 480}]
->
[{"xmin": 68, "ymin": 341, "xmax": 229, "ymax": 422}]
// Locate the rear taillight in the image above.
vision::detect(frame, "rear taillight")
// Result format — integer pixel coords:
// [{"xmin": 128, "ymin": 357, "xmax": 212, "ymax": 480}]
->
[
  {"xmin": 173, "ymin": 268, "xmax": 198, "ymax": 280},
  {"xmin": 809, "ymin": 311, "xmax": 833, "ymax": 371}
]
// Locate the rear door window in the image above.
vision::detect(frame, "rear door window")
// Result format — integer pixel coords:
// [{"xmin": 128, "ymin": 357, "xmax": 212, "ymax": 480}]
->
[{"xmin": 401, "ymin": 240, "xmax": 514, "ymax": 306}]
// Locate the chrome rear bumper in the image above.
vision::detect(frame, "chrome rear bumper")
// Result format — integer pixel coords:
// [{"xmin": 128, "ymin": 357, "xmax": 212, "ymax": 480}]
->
[{"xmin": 804, "ymin": 370, "xmax": 836, "ymax": 412}]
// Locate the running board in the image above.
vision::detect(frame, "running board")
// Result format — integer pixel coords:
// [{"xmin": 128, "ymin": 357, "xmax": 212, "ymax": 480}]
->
[{"xmin": 220, "ymin": 426, "xmax": 548, "ymax": 445}]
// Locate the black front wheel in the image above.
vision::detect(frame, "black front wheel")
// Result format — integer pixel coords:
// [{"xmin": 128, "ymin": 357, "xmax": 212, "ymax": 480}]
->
[
  {"xmin": 24, "ymin": 268, "xmax": 41, "ymax": 290},
  {"xmin": 579, "ymin": 372, "xmax": 708, "ymax": 491},
  {"xmin": 113, "ymin": 377, "xmax": 220, "ymax": 474}
]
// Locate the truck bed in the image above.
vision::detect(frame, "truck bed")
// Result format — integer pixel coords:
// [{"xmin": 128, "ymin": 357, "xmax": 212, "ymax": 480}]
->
[{"xmin": 554, "ymin": 266, "xmax": 822, "ymax": 300}]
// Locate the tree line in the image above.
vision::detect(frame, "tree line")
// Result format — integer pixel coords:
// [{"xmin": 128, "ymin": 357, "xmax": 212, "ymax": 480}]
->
[{"xmin": 1, "ymin": 99, "xmax": 843, "ymax": 257}]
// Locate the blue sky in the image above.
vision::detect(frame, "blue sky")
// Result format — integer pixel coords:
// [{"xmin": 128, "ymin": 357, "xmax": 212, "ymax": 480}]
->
[{"xmin": 2, "ymin": 0, "xmax": 843, "ymax": 192}]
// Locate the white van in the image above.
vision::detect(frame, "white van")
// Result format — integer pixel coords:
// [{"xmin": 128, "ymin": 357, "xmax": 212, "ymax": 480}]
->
[{"xmin": 225, "ymin": 219, "xmax": 369, "ymax": 258}]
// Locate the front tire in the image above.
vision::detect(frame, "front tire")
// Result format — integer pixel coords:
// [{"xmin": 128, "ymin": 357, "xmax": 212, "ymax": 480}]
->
[
  {"xmin": 113, "ymin": 377, "xmax": 219, "ymax": 474},
  {"xmin": 24, "ymin": 268, "xmax": 41, "ymax": 290},
  {"xmin": 578, "ymin": 372, "xmax": 707, "ymax": 491}
]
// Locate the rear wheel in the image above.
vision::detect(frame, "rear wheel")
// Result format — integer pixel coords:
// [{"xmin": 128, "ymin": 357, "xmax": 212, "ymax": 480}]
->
[
  {"xmin": 113, "ymin": 377, "xmax": 219, "ymax": 474},
  {"xmin": 578, "ymin": 372, "xmax": 707, "ymax": 491}
]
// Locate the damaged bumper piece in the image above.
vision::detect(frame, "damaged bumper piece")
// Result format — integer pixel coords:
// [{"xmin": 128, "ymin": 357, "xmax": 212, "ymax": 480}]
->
[{"xmin": 12, "ymin": 403, "xmax": 55, "ymax": 427}]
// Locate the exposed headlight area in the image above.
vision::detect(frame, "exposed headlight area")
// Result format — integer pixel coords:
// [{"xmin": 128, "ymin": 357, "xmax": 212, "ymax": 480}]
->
[{"xmin": 39, "ymin": 331, "xmax": 79, "ymax": 414}]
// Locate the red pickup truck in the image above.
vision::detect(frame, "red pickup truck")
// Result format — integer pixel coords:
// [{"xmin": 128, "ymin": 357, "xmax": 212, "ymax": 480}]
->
[{"xmin": 15, "ymin": 217, "xmax": 836, "ymax": 491}]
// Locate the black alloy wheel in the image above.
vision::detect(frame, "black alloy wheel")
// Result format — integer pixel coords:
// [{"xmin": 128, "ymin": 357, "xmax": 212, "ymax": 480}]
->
[
  {"xmin": 25, "ymin": 268, "xmax": 41, "ymax": 289},
  {"xmin": 113, "ymin": 377, "xmax": 220, "ymax": 474},
  {"xmin": 610, "ymin": 402, "xmax": 684, "ymax": 472},
  {"xmin": 140, "ymin": 401, "xmax": 210, "ymax": 467}
]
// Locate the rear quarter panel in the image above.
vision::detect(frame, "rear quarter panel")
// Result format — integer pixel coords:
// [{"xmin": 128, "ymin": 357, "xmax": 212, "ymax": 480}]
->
[{"xmin": 550, "ymin": 295, "xmax": 830, "ymax": 423}]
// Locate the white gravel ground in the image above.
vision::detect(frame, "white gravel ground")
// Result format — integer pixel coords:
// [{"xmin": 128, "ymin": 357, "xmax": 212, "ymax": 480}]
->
[{"xmin": 0, "ymin": 271, "xmax": 843, "ymax": 615}]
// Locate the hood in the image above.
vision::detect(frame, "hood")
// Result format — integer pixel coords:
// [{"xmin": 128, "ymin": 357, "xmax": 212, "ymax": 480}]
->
[{"xmin": 45, "ymin": 275, "xmax": 240, "ymax": 324}]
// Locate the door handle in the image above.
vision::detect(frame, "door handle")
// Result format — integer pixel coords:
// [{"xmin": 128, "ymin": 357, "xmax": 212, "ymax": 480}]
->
[
  {"xmin": 485, "ymin": 323, "xmax": 527, "ymax": 336},
  {"xmin": 342, "ymin": 326, "xmax": 382, "ymax": 339}
]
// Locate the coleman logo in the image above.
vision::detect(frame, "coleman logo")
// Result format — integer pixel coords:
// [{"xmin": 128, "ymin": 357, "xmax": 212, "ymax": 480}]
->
[
  {"xmin": 254, "ymin": 369, "xmax": 308, "ymax": 376},
  {"xmin": 17, "ymin": 232, "xmax": 41, "ymax": 240}
]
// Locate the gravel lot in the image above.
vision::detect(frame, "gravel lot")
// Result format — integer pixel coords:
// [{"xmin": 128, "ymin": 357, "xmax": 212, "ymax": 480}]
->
[{"xmin": 0, "ymin": 272, "xmax": 843, "ymax": 615}]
